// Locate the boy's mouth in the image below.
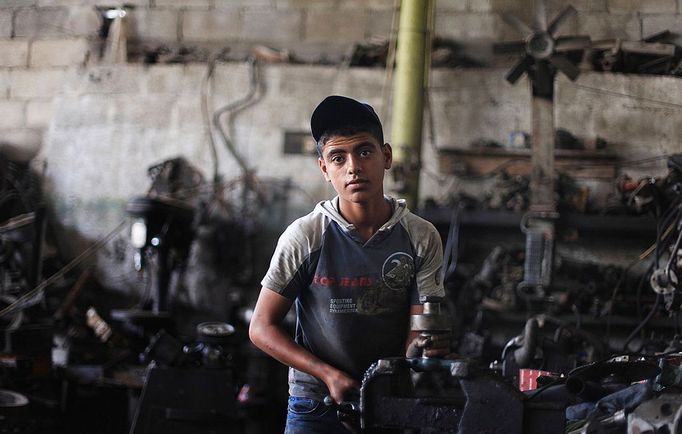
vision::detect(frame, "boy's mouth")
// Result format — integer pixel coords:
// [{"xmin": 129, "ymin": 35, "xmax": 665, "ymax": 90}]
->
[{"xmin": 346, "ymin": 179, "xmax": 369, "ymax": 187}]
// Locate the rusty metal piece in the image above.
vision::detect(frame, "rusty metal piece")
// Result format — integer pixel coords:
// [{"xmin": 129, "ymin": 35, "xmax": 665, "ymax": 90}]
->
[{"xmin": 410, "ymin": 298, "xmax": 451, "ymax": 333}]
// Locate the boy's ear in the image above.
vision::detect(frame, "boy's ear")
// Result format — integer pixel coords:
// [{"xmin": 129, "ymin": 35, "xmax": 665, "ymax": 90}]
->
[
  {"xmin": 318, "ymin": 157, "xmax": 331, "ymax": 181},
  {"xmin": 383, "ymin": 143, "xmax": 393, "ymax": 170}
]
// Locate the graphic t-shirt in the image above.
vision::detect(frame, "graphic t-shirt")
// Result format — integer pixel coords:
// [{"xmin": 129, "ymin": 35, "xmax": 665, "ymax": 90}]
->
[{"xmin": 261, "ymin": 196, "xmax": 444, "ymax": 400}]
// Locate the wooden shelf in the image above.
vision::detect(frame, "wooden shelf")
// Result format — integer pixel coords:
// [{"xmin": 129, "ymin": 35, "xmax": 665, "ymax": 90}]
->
[
  {"xmin": 418, "ymin": 208, "xmax": 656, "ymax": 236},
  {"xmin": 438, "ymin": 147, "xmax": 619, "ymax": 179}
]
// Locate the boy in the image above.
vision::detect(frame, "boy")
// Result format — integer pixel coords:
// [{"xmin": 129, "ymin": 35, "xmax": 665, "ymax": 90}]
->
[{"xmin": 249, "ymin": 95, "xmax": 447, "ymax": 433}]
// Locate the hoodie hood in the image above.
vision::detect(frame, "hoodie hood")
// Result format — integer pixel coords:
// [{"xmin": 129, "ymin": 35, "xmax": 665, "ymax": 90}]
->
[{"xmin": 315, "ymin": 196, "xmax": 409, "ymax": 234}]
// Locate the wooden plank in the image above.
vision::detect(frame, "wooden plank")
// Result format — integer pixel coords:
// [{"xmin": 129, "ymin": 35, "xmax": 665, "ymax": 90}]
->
[{"xmin": 438, "ymin": 148, "xmax": 618, "ymax": 179}]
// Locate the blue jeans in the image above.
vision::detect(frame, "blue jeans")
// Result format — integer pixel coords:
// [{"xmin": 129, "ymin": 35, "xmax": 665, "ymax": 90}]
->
[{"xmin": 284, "ymin": 396, "xmax": 350, "ymax": 434}]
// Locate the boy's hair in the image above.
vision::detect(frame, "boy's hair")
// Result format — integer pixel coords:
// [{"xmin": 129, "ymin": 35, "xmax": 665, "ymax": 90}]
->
[{"xmin": 316, "ymin": 123, "xmax": 384, "ymax": 158}]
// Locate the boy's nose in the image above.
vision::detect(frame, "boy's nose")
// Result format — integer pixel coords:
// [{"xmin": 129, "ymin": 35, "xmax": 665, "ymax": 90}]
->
[{"xmin": 347, "ymin": 155, "xmax": 362, "ymax": 174}]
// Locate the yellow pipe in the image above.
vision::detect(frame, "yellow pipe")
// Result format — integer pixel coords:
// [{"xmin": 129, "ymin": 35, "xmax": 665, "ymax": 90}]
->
[{"xmin": 390, "ymin": 0, "xmax": 432, "ymax": 209}]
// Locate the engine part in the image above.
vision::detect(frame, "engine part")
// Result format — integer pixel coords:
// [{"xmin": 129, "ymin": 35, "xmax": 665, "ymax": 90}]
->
[
  {"xmin": 410, "ymin": 296, "xmax": 451, "ymax": 358},
  {"xmin": 518, "ymin": 213, "xmax": 557, "ymax": 295},
  {"xmin": 627, "ymin": 393, "xmax": 682, "ymax": 434}
]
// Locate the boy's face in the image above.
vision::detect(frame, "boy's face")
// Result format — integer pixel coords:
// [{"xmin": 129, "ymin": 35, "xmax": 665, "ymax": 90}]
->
[{"xmin": 318, "ymin": 132, "xmax": 392, "ymax": 205}]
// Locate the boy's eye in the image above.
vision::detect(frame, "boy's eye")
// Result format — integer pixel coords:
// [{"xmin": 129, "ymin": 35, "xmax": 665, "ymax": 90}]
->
[
  {"xmin": 359, "ymin": 150, "xmax": 371, "ymax": 157},
  {"xmin": 331, "ymin": 155, "xmax": 344, "ymax": 163}
]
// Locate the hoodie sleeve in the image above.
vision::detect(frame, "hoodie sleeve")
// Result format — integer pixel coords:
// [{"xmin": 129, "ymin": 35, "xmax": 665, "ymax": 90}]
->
[
  {"xmin": 260, "ymin": 213, "xmax": 325, "ymax": 300},
  {"xmin": 402, "ymin": 214, "xmax": 445, "ymax": 300}
]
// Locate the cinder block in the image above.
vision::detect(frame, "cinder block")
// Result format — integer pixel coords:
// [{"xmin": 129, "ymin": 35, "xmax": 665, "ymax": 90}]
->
[
  {"xmin": 92, "ymin": 0, "xmax": 147, "ymax": 6},
  {"xmin": 50, "ymin": 94, "xmax": 110, "ymax": 126},
  {"xmin": 143, "ymin": 64, "xmax": 204, "ymax": 95},
  {"xmin": 435, "ymin": 0, "xmax": 467, "ymax": 11},
  {"xmin": 169, "ymin": 95, "xmax": 203, "ymax": 129},
  {"xmin": 577, "ymin": 12, "xmax": 641, "ymax": 40},
  {"xmin": 109, "ymin": 95, "xmax": 177, "ymax": 128},
  {"xmin": 10, "ymin": 68, "xmax": 66, "ymax": 99},
  {"xmin": 366, "ymin": 9, "xmax": 393, "ymax": 39},
  {"xmin": 37, "ymin": 0, "xmax": 90, "ymax": 5},
  {"xmin": 15, "ymin": 6, "xmax": 101, "ymax": 38},
  {"xmin": 129, "ymin": 9, "xmax": 178, "ymax": 41},
  {"xmin": 242, "ymin": 9, "xmax": 302, "ymax": 42},
  {"xmin": 155, "ymin": 0, "xmax": 211, "ymax": 8},
  {"xmin": 30, "ymin": 39, "xmax": 91, "ymax": 67},
  {"xmin": 0, "ymin": 11, "xmax": 11, "ymax": 38},
  {"xmin": 340, "ymin": 0, "xmax": 396, "ymax": 10},
  {"xmin": 182, "ymin": 10, "xmax": 241, "ymax": 41},
  {"xmin": 467, "ymin": 0, "xmax": 494, "ymax": 12},
  {"xmin": 436, "ymin": 12, "xmax": 502, "ymax": 40},
  {"xmin": 642, "ymin": 14, "xmax": 682, "ymax": 44},
  {"xmin": 0, "ymin": 0, "xmax": 37, "ymax": 8},
  {"xmin": 608, "ymin": 0, "xmax": 676, "ymax": 13},
  {"xmin": 0, "ymin": 100, "xmax": 25, "ymax": 128},
  {"xmin": 0, "ymin": 69, "xmax": 9, "ymax": 98},
  {"xmin": 26, "ymin": 99, "xmax": 54, "ymax": 127},
  {"xmin": 304, "ymin": 9, "xmax": 366, "ymax": 43},
  {"xmin": 15, "ymin": 8, "xmax": 69, "ymax": 38},
  {"xmin": 0, "ymin": 39, "xmax": 29, "ymax": 67},
  {"xmin": 65, "ymin": 6, "xmax": 102, "ymax": 37},
  {"xmin": 61, "ymin": 66, "xmax": 143, "ymax": 95},
  {"xmin": 275, "ymin": 0, "xmax": 336, "ymax": 9},
  {"xmin": 546, "ymin": 0, "xmax": 607, "ymax": 12}
]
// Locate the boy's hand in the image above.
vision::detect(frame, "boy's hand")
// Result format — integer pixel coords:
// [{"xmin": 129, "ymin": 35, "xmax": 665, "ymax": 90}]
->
[
  {"xmin": 406, "ymin": 333, "xmax": 452, "ymax": 358},
  {"xmin": 323, "ymin": 368, "xmax": 360, "ymax": 404}
]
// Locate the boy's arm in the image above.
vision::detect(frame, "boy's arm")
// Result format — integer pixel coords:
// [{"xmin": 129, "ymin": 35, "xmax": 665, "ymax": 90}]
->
[{"xmin": 249, "ymin": 287, "xmax": 359, "ymax": 404}]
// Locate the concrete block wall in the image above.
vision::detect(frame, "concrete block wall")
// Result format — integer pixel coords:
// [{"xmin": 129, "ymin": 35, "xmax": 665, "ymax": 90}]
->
[
  {"xmin": 0, "ymin": 1, "xmax": 98, "ymax": 161},
  {"xmin": 1, "ymin": 0, "xmax": 681, "ymax": 302}
]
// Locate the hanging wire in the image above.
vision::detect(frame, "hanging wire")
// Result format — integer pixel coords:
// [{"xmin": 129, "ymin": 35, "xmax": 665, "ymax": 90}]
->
[
  {"xmin": 201, "ymin": 54, "xmax": 222, "ymax": 183},
  {"xmin": 379, "ymin": 0, "xmax": 401, "ymax": 122},
  {"xmin": 0, "ymin": 220, "xmax": 128, "ymax": 319},
  {"xmin": 212, "ymin": 57, "xmax": 260, "ymax": 178}
]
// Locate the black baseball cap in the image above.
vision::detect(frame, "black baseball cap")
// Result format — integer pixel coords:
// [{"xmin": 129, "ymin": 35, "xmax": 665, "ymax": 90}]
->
[{"xmin": 310, "ymin": 95, "xmax": 383, "ymax": 143}]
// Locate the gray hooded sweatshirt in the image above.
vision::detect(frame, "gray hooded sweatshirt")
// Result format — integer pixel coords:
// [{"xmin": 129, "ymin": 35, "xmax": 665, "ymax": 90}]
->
[{"xmin": 261, "ymin": 196, "xmax": 444, "ymax": 400}]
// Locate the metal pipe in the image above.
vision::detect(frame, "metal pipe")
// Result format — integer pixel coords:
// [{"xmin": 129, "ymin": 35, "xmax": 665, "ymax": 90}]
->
[{"xmin": 390, "ymin": 0, "xmax": 432, "ymax": 209}]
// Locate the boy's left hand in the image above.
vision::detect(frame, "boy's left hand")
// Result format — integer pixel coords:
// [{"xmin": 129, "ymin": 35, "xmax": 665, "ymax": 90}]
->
[{"xmin": 406, "ymin": 333, "xmax": 454, "ymax": 358}]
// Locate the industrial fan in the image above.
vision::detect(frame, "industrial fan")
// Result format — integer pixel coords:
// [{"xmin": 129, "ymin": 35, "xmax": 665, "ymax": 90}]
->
[
  {"xmin": 495, "ymin": 3, "xmax": 589, "ymax": 98},
  {"xmin": 495, "ymin": 1, "xmax": 591, "ymax": 292}
]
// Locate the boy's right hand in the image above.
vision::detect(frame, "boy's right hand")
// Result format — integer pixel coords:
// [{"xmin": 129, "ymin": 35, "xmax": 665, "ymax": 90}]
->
[{"xmin": 323, "ymin": 368, "xmax": 359, "ymax": 404}]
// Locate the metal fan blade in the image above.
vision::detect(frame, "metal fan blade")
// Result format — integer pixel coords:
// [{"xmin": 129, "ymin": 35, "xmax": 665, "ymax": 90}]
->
[
  {"xmin": 533, "ymin": 60, "xmax": 553, "ymax": 96},
  {"xmin": 533, "ymin": 0, "xmax": 547, "ymax": 32},
  {"xmin": 502, "ymin": 13, "xmax": 533, "ymax": 38},
  {"xmin": 493, "ymin": 40, "xmax": 527, "ymax": 54},
  {"xmin": 555, "ymin": 35, "xmax": 591, "ymax": 51},
  {"xmin": 548, "ymin": 5, "xmax": 577, "ymax": 36},
  {"xmin": 550, "ymin": 54, "xmax": 580, "ymax": 80},
  {"xmin": 506, "ymin": 55, "xmax": 533, "ymax": 84}
]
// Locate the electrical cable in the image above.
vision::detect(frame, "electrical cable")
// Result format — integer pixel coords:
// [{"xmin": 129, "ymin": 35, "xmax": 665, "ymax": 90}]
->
[
  {"xmin": 573, "ymin": 83, "xmax": 682, "ymax": 110},
  {"xmin": 379, "ymin": 0, "xmax": 400, "ymax": 122},
  {"xmin": 201, "ymin": 55, "xmax": 221, "ymax": 183},
  {"xmin": 621, "ymin": 293, "xmax": 661, "ymax": 352},
  {"xmin": 0, "ymin": 220, "xmax": 128, "ymax": 319},
  {"xmin": 212, "ymin": 57, "xmax": 260, "ymax": 178}
]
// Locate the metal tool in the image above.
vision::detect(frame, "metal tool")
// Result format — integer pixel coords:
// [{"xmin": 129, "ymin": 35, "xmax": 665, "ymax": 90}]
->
[
  {"xmin": 410, "ymin": 296, "xmax": 451, "ymax": 358},
  {"xmin": 358, "ymin": 357, "xmax": 565, "ymax": 433}
]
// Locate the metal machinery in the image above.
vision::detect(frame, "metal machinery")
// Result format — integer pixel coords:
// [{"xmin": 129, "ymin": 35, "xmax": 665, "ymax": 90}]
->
[
  {"xmin": 130, "ymin": 322, "xmax": 241, "ymax": 434},
  {"xmin": 330, "ymin": 298, "xmax": 568, "ymax": 433},
  {"xmin": 112, "ymin": 195, "xmax": 194, "ymax": 332}
]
